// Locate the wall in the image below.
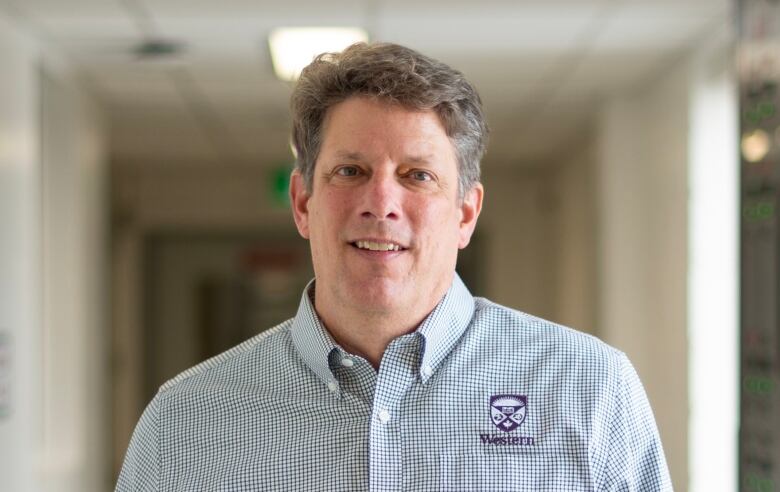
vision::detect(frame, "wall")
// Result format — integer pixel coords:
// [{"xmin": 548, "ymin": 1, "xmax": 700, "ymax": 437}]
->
[
  {"xmin": 40, "ymin": 64, "xmax": 109, "ymax": 491},
  {"xmin": 0, "ymin": 14, "xmax": 43, "ymax": 492},
  {"xmin": 592, "ymin": 35, "xmax": 739, "ymax": 488},
  {"xmin": 481, "ymin": 167, "xmax": 559, "ymax": 320},
  {"xmin": 686, "ymin": 32, "xmax": 738, "ymax": 492},
  {"xmin": 596, "ymin": 64, "xmax": 690, "ymax": 489},
  {"xmin": 0, "ymin": 13, "xmax": 109, "ymax": 492},
  {"xmin": 549, "ymin": 138, "xmax": 598, "ymax": 335}
]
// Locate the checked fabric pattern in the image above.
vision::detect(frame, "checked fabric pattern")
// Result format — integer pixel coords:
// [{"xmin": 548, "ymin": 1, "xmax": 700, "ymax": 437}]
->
[{"xmin": 116, "ymin": 274, "xmax": 672, "ymax": 491}]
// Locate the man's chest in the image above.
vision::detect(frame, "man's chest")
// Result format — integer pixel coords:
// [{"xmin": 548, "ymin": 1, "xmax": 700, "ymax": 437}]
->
[{"xmin": 157, "ymin": 376, "xmax": 597, "ymax": 492}]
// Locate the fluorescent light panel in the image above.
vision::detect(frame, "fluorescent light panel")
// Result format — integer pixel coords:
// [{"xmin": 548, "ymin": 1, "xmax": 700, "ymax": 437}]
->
[{"xmin": 269, "ymin": 27, "xmax": 369, "ymax": 81}]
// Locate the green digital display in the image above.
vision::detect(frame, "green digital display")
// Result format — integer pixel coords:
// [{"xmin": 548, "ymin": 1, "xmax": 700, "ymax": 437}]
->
[
  {"xmin": 744, "ymin": 101, "xmax": 776, "ymax": 123},
  {"xmin": 743, "ymin": 375, "xmax": 773, "ymax": 395},
  {"xmin": 746, "ymin": 472, "xmax": 774, "ymax": 492},
  {"xmin": 742, "ymin": 201, "xmax": 774, "ymax": 222}
]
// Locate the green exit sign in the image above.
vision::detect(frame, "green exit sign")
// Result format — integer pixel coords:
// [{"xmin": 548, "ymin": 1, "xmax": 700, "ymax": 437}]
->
[{"xmin": 269, "ymin": 164, "xmax": 293, "ymax": 207}]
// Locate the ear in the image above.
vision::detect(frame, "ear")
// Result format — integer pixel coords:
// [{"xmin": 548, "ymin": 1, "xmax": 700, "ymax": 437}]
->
[
  {"xmin": 458, "ymin": 183, "xmax": 484, "ymax": 249},
  {"xmin": 289, "ymin": 169, "xmax": 311, "ymax": 239}
]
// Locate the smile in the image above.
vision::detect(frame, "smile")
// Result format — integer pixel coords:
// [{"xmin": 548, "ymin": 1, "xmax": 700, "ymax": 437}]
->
[{"xmin": 351, "ymin": 240, "xmax": 406, "ymax": 252}]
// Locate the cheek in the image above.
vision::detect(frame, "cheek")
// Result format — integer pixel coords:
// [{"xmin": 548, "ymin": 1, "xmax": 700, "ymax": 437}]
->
[
  {"xmin": 416, "ymin": 206, "xmax": 461, "ymax": 246},
  {"xmin": 306, "ymin": 218, "xmax": 332, "ymax": 265},
  {"xmin": 318, "ymin": 192, "xmax": 352, "ymax": 225},
  {"xmin": 309, "ymin": 196, "xmax": 345, "ymax": 238}
]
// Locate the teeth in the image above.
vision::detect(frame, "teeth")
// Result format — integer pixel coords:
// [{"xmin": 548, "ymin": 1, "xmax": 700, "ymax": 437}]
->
[{"xmin": 355, "ymin": 240, "xmax": 402, "ymax": 251}]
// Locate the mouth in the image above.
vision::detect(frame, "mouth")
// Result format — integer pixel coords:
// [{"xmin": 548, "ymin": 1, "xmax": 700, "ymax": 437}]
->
[{"xmin": 349, "ymin": 239, "xmax": 408, "ymax": 252}]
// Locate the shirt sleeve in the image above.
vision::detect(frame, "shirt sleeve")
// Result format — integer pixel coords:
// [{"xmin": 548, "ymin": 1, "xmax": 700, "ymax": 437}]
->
[
  {"xmin": 115, "ymin": 395, "xmax": 161, "ymax": 492},
  {"xmin": 597, "ymin": 353, "xmax": 673, "ymax": 491}
]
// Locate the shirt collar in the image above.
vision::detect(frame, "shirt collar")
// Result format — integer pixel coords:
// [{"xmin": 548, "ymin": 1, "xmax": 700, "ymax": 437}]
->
[
  {"xmin": 289, "ymin": 279, "xmax": 340, "ymax": 393},
  {"xmin": 289, "ymin": 273, "xmax": 475, "ymax": 387},
  {"xmin": 415, "ymin": 273, "xmax": 475, "ymax": 383}
]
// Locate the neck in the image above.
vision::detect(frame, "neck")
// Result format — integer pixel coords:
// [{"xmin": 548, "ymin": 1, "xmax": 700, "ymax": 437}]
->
[
  {"xmin": 314, "ymin": 283, "xmax": 449, "ymax": 369},
  {"xmin": 322, "ymin": 311, "xmax": 422, "ymax": 369}
]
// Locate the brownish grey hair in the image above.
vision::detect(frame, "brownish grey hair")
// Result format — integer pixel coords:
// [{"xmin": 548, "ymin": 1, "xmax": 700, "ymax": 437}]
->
[{"xmin": 290, "ymin": 42, "xmax": 488, "ymax": 198}]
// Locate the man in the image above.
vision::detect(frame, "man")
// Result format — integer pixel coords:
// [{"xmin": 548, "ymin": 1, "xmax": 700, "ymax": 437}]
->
[{"xmin": 117, "ymin": 43, "xmax": 672, "ymax": 491}]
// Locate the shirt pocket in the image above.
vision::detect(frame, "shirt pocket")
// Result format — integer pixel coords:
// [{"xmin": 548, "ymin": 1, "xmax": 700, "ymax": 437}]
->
[{"xmin": 439, "ymin": 452, "xmax": 582, "ymax": 492}]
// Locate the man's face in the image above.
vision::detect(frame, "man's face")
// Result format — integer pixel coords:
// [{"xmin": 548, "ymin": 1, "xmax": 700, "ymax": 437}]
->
[{"xmin": 290, "ymin": 97, "xmax": 483, "ymax": 317}]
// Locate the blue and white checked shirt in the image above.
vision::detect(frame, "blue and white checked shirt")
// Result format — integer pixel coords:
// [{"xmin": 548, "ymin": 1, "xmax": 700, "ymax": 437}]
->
[{"xmin": 117, "ymin": 275, "xmax": 672, "ymax": 491}]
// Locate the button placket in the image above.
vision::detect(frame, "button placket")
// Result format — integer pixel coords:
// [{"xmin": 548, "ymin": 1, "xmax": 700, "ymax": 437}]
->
[{"xmin": 368, "ymin": 335, "xmax": 420, "ymax": 492}]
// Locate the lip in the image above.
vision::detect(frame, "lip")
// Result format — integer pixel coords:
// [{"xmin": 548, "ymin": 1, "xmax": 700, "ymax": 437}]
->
[{"xmin": 350, "ymin": 246, "xmax": 405, "ymax": 259}]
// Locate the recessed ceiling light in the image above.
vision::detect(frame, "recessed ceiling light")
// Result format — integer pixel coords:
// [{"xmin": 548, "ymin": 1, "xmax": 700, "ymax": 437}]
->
[
  {"xmin": 133, "ymin": 39, "xmax": 184, "ymax": 60},
  {"xmin": 268, "ymin": 27, "xmax": 369, "ymax": 81}
]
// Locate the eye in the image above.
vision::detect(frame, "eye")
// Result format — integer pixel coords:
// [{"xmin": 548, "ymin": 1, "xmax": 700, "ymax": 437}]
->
[
  {"xmin": 335, "ymin": 166, "xmax": 360, "ymax": 177},
  {"xmin": 409, "ymin": 170, "xmax": 434, "ymax": 182}
]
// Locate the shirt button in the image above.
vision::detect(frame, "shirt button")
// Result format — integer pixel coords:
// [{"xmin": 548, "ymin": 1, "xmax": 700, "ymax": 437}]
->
[
  {"xmin": 340, "ymin": 358, "xmax": 354, "ymax": 368},
  {"xmin": 377, "ymin": 409, "xmax": 391, "ymax": 423},
  {"xmin": 422, "ymin": 365, "xmax": 433, "ymax": 377},
  {"xmin": 327, "ymin": 382, "xmax": 338, "ymax": 392}
]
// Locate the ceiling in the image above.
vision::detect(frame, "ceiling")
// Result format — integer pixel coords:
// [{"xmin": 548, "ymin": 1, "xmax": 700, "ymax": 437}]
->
[{"xmin": 0, "ymin": 0, "xmax": 731, "ymax": 170}]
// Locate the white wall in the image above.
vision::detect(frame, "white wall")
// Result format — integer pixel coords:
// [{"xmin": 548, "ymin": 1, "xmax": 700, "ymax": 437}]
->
[
  {"xmin": 40, "ymin": 65, "xmax": 109, "ymax": 491},
  {"xmin": 596, "ymin": 63, "xmax": 690, "ymax": 489},
  {"xmin": 0, "ymin": 14, "xmax": 43, "ymax": 492},
  {"xmin": 594, "ymin": 32, "xmax": 737, "ymax": 490},
  {"xmin": 0, "ymin": 13, "xmax": 109, "ymax": 492},
  {"xmin": 687, "ymin": 32, "xmax": 738, "ymax": 492}
]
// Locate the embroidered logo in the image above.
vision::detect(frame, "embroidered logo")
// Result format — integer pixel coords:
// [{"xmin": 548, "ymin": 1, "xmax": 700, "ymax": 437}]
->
[{"xmin": 489, "ymin": 394, "xmax": 527, "ymax": 432}]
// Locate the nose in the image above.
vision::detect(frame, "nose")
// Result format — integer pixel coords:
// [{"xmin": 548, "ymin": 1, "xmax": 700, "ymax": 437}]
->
[{"xmin": 360, "ymin": 168, "xmax": 401, "ymax": 221}]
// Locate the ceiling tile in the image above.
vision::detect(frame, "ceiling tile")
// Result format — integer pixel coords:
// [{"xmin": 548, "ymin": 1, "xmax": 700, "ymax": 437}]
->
[
  {"xmin": 1, "ymin": 0, "xmax": 138, "ymax": 38},
  {"xmin": 2, "ymin": 0, "xmax": 730, "ymax": 168}
]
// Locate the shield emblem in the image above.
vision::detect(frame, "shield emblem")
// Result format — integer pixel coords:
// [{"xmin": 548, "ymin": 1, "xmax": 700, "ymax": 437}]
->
[{"xmin": 489, "ymin": 394, "xmax": 527, "ymax": 432}]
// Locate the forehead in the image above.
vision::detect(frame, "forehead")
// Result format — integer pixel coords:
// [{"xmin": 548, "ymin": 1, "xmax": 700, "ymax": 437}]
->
[{"xmin": 319, "ymin": 97, "xmax": 454, "ymax": 157}]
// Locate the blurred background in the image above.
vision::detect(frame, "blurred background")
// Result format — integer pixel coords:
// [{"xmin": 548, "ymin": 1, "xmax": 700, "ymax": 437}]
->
[{"xmin": 0, "ymin": 0, "xmax": 775, "ymax": 490}]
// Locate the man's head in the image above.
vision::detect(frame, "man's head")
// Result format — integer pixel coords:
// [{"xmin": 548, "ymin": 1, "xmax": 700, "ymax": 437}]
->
[
  {"xmin": 290, "ymin": 42, "xmax": 488, "ymax": 200},
  {"xmin": 288, "ymin": 43, "xmax": 486, "ymax": 323}
]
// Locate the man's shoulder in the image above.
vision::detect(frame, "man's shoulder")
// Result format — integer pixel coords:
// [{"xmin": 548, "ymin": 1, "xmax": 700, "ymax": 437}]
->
[
  {"xmin": 157, "ymin": 318, "xmax": 298, "ymax": 398},
  {"xmin": 471, "ymin": 297, "xmax": 627, "ymax": 371}
]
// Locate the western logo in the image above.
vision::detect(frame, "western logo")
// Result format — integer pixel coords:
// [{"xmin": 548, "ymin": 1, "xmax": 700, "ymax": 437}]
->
[
  {"xmin": 489, "ymin": 394, "xmax": 527, "ymax": 432},
  {"xmin": 479, "ymin": 434, "xmax": 535, "ymax": 446},
  {"xmin": 479, "ymin": 394, "xmax": 535, "ymax": 447}
]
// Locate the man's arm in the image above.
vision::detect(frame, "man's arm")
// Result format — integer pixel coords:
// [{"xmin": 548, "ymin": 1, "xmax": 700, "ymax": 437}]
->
[
  {"xmin": 115, "ymin": 395, "xmax": 160, "ymax": 492},
  {"xmin": 595, "ymin": 353, "xmax": 673, "ymax": 491}
]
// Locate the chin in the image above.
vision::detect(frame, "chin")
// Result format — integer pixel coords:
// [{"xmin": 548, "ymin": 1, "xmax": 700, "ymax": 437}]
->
[{"xmin": 346, "ymin": 280, "xmax": 405, "ymax": 313}]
